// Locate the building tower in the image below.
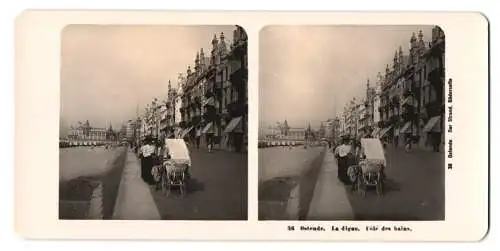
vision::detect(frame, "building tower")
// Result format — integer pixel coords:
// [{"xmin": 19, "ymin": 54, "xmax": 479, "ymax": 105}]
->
[
  {"xmin": 393, "ymin": 50, "xmax": 399, "ymax": 73},
  {"xmin": 219, "ymin": 32, "xmax": 228, "ymax": 57},
  {"xmin": 200, "ymin": 48, "xmax": 205, "ymax": 69},
  {"xmin": 195, "ymin": 51, "xmax": 200, "ymax": 75},
  {"xmin": 410, "ymin": 32, "xmax": 418, "ymax": 65},
  {"xmin": 211, "ymin": 34, "xmax": 219, "ymax": 65},
  {"xmin": 417, "ymin": 30, "xmax": 426, "ymax": 57}
]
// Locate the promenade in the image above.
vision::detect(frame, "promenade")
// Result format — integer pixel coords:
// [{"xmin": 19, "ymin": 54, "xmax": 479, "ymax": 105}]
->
[
  {"xmin": 112, "ymin": 147, "xmax": 247, "ymax": 220},
  {"xmin": 305, "ymin": 146, "xmax": 445, "ymax": 221}
]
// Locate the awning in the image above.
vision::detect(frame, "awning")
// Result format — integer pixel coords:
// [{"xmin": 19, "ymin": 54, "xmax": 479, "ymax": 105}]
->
[
  {"xmin": 180, "ymin": 126, "xmax": 194, "ymax": 138},
  {"xmin": 202, "ymin": 122, "xmax": 215, "ymax": 134},
  {"xmin": 399, "ymin": 122, "xmax": 411, "ymax": 134},
  {"xmin": 203, "ymin": 97, "xmax": 215, "ymax": 106},
  {"xmin": 224, "ymin": 116, "xmax": 243, "ymax": 133},
  {"xmin": 423, "ymin": 116, "xmax": 441, "ymax": 133},
  {"xmin": 379, "ymin": 126, "xmax": 392, "ymax": 138}
]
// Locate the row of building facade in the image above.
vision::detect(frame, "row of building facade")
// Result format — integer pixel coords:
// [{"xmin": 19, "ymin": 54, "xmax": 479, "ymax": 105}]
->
[
  {"xmin": 131, "ymin": 26, "xmax": 248, "ymax": 152},
  {"xmin": 321, "ymin": 26, "xmax": 445, "ymax": 150}
]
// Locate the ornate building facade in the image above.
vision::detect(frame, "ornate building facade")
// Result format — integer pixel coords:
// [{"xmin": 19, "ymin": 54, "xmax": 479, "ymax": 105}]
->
[
  {"xmin": 178, "ymin": 26, "xmax": 248, "ymax": 152},
  {"xmin": 377, "ymin": 27, "xmax": 445, "ymax": 149},
  {"xmin": 135, "ymin": 26, "xmax": 248, "ymax": 152},
  {"xmin": 67, "ymin": 120, "xmax": 115, "ymax": 142}
]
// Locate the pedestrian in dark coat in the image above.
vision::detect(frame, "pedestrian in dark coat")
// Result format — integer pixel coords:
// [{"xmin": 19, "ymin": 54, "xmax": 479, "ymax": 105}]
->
[
  {"xmin": 139, "ymin": 136, "xmax": 157, "ymax": 185},
  {"xmin": 334, "ymin": 137, "xmax": 353, "ymax": 185}
]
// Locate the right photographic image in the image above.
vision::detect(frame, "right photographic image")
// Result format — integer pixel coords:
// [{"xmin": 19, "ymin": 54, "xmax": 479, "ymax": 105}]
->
[{"xmin": 258, "ymin": 25, "xmax": 446, "ymax": 221}]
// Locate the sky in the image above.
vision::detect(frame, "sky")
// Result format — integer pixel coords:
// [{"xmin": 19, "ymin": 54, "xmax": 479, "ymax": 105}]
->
[
  {"xmin": 60, "ymin": 25, "xmax": 236, "ymax": 136},
  {"xmin": 259, "ymin": 25, "xmax": 433, "ymax": 131}
]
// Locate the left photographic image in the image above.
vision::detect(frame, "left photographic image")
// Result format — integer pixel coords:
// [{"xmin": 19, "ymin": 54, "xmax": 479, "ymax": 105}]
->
[{"xmin": 59, "ymin": 25, "xmax": 248, "ymax": 220}]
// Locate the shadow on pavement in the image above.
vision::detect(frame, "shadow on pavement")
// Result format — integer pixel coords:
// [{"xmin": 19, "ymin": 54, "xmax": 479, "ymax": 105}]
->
[
  {"xmin": 185, "ymin": 178, "xmax": 205, "ymax": 194},
  {"xmin": 59, "ymin": 147, "xmax": 127, "ymax": 220},
  {"xmin": 258, "ymin": 147, "xmax": 327, "ymax": 220},
  {"xmin": 382, "ymin": 178, "xmax": 401, "ymax": 194},
  {"xmin": 259, "ymin": 176, "xmax": 298, "ymax": 201},
  {"xmin": 258, "ymin": 177, "xmax": 298, "ymax": 220},
  {"xmin": 59, "ymin": 178, "xmax": 98, "ymax": 219}
]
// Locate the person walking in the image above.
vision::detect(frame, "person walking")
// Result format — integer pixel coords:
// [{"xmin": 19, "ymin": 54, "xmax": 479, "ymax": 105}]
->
[
  {"xmin": 405, "ymin": 137, "xmax": 412, "ymax": 152},
  {"xmin": 139, "ymin": 135, "xmax": 157, "ymax": 185},
  {"xmin": 207, "ymin": 134, "xmax": 213, "ymax": 153},
  {"xmin": 334, "ymin": 136, "xmax": 353, "ymax": 185},
  {"xmin": 195, "ymin": 126, "xmax": 201, "ymax": 149},
  {"xmin": 433, "ymin": 132, "xmax": 441, "ymax": 152}
]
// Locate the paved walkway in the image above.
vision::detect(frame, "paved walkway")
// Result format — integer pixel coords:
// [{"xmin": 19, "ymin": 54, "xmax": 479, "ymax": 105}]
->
[
  {"xmin": 306, "ymin": 148, "xmax": 354, "ymax": 220},
  {"xmin": 112, "ymin": 150, "xmax": 161, "ymax": 220}
]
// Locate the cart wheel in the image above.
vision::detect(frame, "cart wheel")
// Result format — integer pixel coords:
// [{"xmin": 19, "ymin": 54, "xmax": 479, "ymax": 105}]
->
[{"xmin": 376, "ymin": 181, "xmax": 384, "ymax": 196}]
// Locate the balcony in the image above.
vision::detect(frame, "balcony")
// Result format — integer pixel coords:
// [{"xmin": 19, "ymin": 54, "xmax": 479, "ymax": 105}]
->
[
  {"xmin": 402, "ymin": 88, "xmax": 413, "ymax": 98},
  {"xmin": 160, "ymin": 114, "xmax": 167, "ymax": 122},
  {"xmin": 204, "ymin": 88, "xmax": 214, "ymax": 98},
  {"xmin": 194, "ymin": 96, "xmax": 202, "ymax": 106}
]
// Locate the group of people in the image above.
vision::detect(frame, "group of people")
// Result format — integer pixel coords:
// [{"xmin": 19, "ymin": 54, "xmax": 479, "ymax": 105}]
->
[
  {"xmin": 137, "ymin": 133, "xmax": 193, "ymax": 187},
  {"xmin": 137, "ymin": 135, "xmax": 166, "ymax": 185},
  {"xmin": 333, "ymin": 136, "xmax": 364, "ymax": 186},
  {"xmin": 192, "ymin": 126, "xmax": 215, "ymax": 152}
]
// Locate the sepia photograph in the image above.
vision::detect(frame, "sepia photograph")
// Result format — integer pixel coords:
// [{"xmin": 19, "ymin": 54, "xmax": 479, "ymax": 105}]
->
[
  {"xmin": 59, "ymin": 25, "xmax": 248, "ymax": 220},
  {"xmin": 15, "ymin": 10, "xmax": 488, "ymax": 241},
  {"xmin": 259, "ymin": 25, "xmax": 446, "ymax": 221}
]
